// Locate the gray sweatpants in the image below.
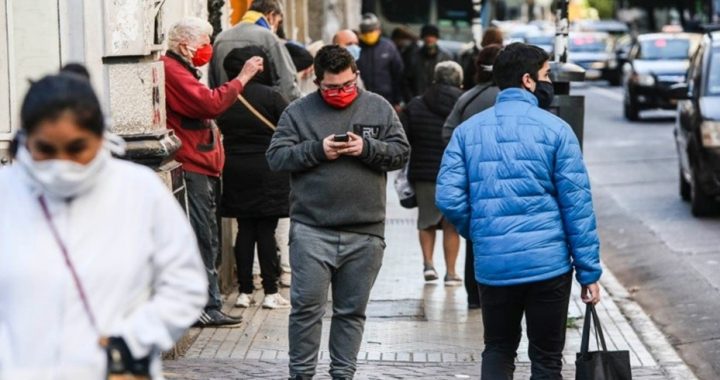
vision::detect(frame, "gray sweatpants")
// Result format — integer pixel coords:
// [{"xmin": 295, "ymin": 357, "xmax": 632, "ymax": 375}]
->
[{"xmin": 288, "ymin": 222, "xmax": 385, "ymax": 379}]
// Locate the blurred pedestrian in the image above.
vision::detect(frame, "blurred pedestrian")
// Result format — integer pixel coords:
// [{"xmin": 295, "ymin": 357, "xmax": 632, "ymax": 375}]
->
[
  {"xmin": 356, "ymin": 13, "xmax": 404, "ymax": 111},
  {"xmin": 297, "ymin": 40, "xmax": 325, "ymax": 95},
  {"xmin": 460, "ymin": 27, "xmax": 504, "ymax": 91},
  {"xmin": 443, "ymin": 44, "xmax": 503, "ymax": 309},
  {"xmin": 333, "ymin": 29, "xmax": 366, "ymax": 90},
  {"xmin": 267, "ymin": 45, "xmax": 410, "ymax": 379},
  {"xmin": 0, "ymin": 72, "xmax": 207, "ymax": 379},
  {"xmin": 401, "ymin": 61, "xmax": 463, "ymax": 285},
  {"xmin": 163, "ymin": 17, "xmax": 264, "ymax": 327},
  {"xmin": 405, "ymin": 24, "xmax": 454, "ymax": 99},
  {"xmin": 210, "ymin": 0, "xmax": 302, "ymax": 101},
  {"xmin": 436, "ymin": 43, "xmax": 602, "ymax": 379},
  {"xmin": 218, "ymin": 46, "xmax": 291, "ymax": 310},
  {"xmin": 391, "ymin": 26, "xmax": 420, "ymax": 102}
]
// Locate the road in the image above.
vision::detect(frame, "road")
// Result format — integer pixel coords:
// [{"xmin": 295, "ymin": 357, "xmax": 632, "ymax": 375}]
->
[{"xmin": 578, "ymin": 83, "xmax": 720, "ymax": 380}]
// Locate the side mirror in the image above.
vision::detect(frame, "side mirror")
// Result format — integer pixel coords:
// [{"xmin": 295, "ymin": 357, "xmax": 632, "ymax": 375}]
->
[{"xmin": 668, "ymin": 83, "xmax": 690, "ymax": 100}]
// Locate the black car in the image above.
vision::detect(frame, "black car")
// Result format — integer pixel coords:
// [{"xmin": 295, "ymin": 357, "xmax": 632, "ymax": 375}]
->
[
  {"xmin": 573, "ymin": 20, "xmax": 631, "ymax": 86},
  {"xmin": 623, "ymin": 33, "xmax": 701, "ymax": 121},
  {"xmin": 672, "ymin": 32, "xmax": 720, "ymax": 216},
  {"xmin": 567, "ymin": 32, "xmax": 620, "ymax": 85}
]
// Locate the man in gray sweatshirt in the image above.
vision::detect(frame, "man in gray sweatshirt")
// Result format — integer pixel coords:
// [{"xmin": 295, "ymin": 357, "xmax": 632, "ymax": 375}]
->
[{"xmin": 267, "ymin": 45, "xmax": 410, "ymax": 380}]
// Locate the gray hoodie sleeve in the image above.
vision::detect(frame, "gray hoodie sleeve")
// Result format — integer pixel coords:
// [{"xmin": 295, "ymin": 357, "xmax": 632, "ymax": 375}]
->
[
  {"xmin": 267, "ymin": 110, "xmax": 327, "ymax": 172},
  {"xmin": 442, "ymin": 102, "xmax": 463, "ymax": 145},
  {"xmin": 359, "ymin": 110, "xmax": 411, "ymax": 172}
]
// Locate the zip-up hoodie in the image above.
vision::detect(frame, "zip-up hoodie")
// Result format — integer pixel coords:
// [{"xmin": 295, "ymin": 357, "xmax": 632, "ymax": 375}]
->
[{"xmin": 266, "ymin": 90, "xmax": 410, "ymax": 238}]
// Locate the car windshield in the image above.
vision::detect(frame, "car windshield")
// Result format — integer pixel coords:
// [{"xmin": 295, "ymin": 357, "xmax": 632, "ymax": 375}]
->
[
  {"xmin": 526, "ymin": 35, "xmax": 554, "ymax": 45},
  {"xmin": 569, "ymin": 35, "xmax": 607, "ymax": 52},
  {"xmin": 639, "ymin": 38, "xmax": 691, "ymax": 60},
  {"xmin": 708, "ymin": 49, "xmax": 720, "ymax": 96}
]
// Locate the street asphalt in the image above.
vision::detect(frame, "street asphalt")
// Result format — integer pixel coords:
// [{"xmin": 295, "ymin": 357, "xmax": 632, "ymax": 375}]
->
[{"xmin": 579, "ymin": 82, "xmax": 720, "ymax": 380}]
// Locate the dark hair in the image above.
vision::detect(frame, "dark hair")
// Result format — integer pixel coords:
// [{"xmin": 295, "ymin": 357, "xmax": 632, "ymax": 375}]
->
[
  {"xmin": 249, "ymin": 0, "xmax": 283, "ymax": 15},
  {"xmin": 493, "ymin": 43, "xmax": 549, "ymax": 90},
  {"xmin": 314, "ymin": 45, "xmax": 357, "ymax": 82},
  {"xmin": 285, "ymin": 42, "xmax": 314, "ymax": 72},
  {"xmin": 420, "ymin": 24, "xmax": 440, "ymax": 39},
  {"xmin": 224, "ymin": 46, "xmax": 273, "ymax": 85},
  {"xmin": 20, "ymin": 73, "xmax": 104, "ymax": 137},
  {"xmin": 60, "ymin": 63, "xmax": 91, "ymax": 80},
  {"xmin": 481, "ymin": 27, "xmax": 503, "ymax": 47},
  {"xmin": 475, "ymin": 44, "xmax": 502, "ymax": 84}
]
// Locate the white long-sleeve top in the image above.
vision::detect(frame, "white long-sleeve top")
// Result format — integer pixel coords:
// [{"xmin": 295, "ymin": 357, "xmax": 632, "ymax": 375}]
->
[{"xmin": 0, "ymin": 158, "xmax": 208, "ymax": 380}]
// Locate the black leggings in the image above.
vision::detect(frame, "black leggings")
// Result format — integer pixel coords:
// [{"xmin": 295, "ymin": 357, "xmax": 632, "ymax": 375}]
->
[{"xmin": 235, "ymin": 217, "xmax": 280, "ymax": 295}]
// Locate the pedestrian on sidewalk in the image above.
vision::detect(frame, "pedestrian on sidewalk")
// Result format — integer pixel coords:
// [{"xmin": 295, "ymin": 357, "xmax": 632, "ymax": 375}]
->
[
  {"xmin": 0, "ymin": 72, "xmax": 207, "ymax": 379},
  {"xmin": 209, "ymin": 0, "xmax": 302, "ymax": 101},
  {"xmin": 163, "ymin": 17, "xmax": 264, "ymax": 327},
  {"xmin": 217, "ymin": 46, "xmax": 291, "ymax": 310},
  {"xmin": 267, "ymin": 45, "xmax": 410, "ymax": 380},
  {"xmin": 442, "ymin": 44, "xmax": 503, "ymax": 309},
  {"xmin": 400, "ymin": 61, "xmax": 463, "ymax": 285},
  {"xmin": 404, "ymin": 24, "xmax": 454, "ymax": 100},
  {"xmin": 436, "ymin": 43, "xmax": 602, "ymax": 379}
]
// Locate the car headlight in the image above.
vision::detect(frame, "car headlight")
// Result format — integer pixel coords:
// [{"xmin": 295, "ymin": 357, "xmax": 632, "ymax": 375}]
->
[
  {"xmin": 636, "ymin": 74, "xmax": 655, "ymax": 87},
  {"xmin": 607, "ymin": 59, "xmax": 618, "ymax": 69},
  {"xmin": 591, "ymin": 61, "xmax": 606, "ymax": 69},
  {"xmin": 701, "ymin": 121, "xmax": 720, "ymax": 148}
]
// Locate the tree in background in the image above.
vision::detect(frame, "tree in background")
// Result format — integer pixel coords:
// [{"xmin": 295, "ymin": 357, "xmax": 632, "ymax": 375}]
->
[{"xmin": 588, "ymin": 0, "xmax": 614, "ymax": 19}]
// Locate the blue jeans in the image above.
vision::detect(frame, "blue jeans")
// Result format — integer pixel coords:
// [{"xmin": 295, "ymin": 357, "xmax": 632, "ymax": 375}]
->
[{"xmin": 184, "ymin": 171, "xmax": 222, "ymax": 311}]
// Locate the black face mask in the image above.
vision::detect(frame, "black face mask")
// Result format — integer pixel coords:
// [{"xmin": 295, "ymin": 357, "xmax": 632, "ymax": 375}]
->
[{"xmin": 533, "ymin": 80, "xmax": 555, "ymax": 110}]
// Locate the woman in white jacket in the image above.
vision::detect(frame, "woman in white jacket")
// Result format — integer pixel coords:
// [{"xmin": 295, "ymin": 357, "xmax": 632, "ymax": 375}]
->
[{"xmin": 0, "ymin": 71, "xmax": 208, "ymax": 379}]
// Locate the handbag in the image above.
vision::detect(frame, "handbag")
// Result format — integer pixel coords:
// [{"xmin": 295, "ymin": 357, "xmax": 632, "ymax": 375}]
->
[
  {"xmin": 237, "ymin": 94, "xmax": 276, "ymax": 131},
  {"xmin": 576, "ymin": 304, "xmax": 632, "ymax": 380},
  {"xmin": 38, "ymin": 196, "xmax": 151, "ymax": 380},
  {"xmin": 393, "ymin": 163, "xmax": 417, "ymax": 208}
]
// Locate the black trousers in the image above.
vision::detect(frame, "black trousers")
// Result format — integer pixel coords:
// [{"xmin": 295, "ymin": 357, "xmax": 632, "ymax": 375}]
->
[
  {"xmin": 464, "ymin": 243, "xmax": 481, "ymax": 306},
  {"xmin": 235, "ymin": 217, "xmax": 280, "ymax": 295},
  {"xmin": 478, "ymin": 271, "xmax": 573, "ymax": 380}
]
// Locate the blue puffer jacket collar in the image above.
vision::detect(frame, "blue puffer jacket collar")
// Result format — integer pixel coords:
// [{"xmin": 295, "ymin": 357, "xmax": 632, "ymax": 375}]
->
[{"xmin": 496, "ymin": 87, "xmax": 539, "ymax": 107}]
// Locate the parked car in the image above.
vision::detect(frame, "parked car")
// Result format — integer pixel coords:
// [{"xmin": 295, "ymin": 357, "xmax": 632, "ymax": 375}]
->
[
  {"xmin": 525, "ymin": 31, "xmax": 555, "ymax": 54},
  {"xmin": 671, "ymin": 32, "xmax": 720, "ymax": 216},
  {"xmin": 623, "ymin": 33, "xmax": 702, "ymax": 121},
  {"xmin": 568, "ymin": 32, "xmax": 619, "ymax": 84}
]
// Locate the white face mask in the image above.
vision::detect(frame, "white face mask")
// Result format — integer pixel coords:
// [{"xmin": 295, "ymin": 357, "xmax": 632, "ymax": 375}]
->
[{"xmin": 15, "ymin": 143, "xmax": 109, "ymax": 200}]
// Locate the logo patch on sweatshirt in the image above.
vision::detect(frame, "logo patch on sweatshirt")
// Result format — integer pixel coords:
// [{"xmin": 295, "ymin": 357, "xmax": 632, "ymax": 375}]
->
[{"xmin": 354, "ymin": 124, "xmax": 381, "ymax": 139}]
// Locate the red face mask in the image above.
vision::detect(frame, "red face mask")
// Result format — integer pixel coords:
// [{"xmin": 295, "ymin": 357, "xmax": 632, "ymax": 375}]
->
[
  {"xmin": 191, "ymin": 44, "xmax": 213, "ymax": 67},
  {"xmin": 320, "ymin": 83, "xmax": 359, "ymax": 109}
]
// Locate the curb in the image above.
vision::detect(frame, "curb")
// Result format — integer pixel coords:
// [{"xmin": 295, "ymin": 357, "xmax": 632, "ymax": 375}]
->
[{"xmin": 600, "ymin": 264, "xmax": 698, "ymax": 380}]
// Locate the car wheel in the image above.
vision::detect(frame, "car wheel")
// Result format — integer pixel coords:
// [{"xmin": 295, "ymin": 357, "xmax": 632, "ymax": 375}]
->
[
  {"xmin": 624, "ymin": 98, "xmax": 640, "ymax": 121},
  {"xmin": 679, "ymin": 168, "xmax": 691, "ymax": 202},
  {"xmin": 690, "ymin": 169, "xmax": 720, "ymax": 217}
]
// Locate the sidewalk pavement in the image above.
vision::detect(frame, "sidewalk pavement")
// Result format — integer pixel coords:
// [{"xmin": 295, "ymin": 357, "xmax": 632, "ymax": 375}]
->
[{"xmin": 164, "ymin": 184, "xmax": 695, "ymax": 379}]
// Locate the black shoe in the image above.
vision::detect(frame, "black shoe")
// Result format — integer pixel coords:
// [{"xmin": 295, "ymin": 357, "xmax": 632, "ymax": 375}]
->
[{"xmin": 193, "ymin": 309, "xmax": 242, "ymax": 328}]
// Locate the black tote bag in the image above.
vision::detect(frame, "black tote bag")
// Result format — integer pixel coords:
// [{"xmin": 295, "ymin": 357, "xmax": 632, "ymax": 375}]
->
[{"xmin": 575, "ymin": 304, "xmax": 632, "ymax": 380}]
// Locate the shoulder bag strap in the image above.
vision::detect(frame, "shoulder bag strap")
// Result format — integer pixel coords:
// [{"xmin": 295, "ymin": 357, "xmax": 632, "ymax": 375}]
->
[
  {"xmin": 458, "ymin": 83, "xmax": 493, "ymax": 118},
  {"xmin": 38, "ymin": 196, "xmax": 99, "ymax": 333},
  {"xmin": 237, "ymin": 94, "xmax": 276, "ymax": 132}
]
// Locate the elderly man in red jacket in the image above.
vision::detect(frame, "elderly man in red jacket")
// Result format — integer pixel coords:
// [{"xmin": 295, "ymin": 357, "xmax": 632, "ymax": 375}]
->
[{"xmin": 162, "ymin": 17, "xmax": 263, "ymax": 327}]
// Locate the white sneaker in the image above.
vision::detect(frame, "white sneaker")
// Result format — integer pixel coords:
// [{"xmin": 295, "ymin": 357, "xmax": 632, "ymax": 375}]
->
[
  {"xmin": 262, "ymin": 293, "xmax": 291, "ymax": 309},
  {"xmin": 235, "ymin": 293, "xmax": 252, "ymax": 308}
]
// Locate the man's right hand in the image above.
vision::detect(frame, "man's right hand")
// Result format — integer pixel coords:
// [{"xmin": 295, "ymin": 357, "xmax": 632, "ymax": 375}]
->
[
  {"xmin": 236, "ymin": 56, "xmax": 264, "ymax": 86},
  {"xmin": 323, "ymin": 135, "xmax": 348, "ymax": 160},
  {"xmin": 581, "ymin": 283, "xmax": 601, "ymax": 305}
]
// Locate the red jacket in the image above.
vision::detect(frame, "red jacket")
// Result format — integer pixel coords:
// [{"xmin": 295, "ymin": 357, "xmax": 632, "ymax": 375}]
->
[{"xmin": 162, "ymin": 52, "xmax": 244, "ymax": 177}]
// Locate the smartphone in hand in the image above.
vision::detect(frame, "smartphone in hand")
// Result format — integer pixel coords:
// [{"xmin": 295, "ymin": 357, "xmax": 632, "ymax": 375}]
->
[{"xmin": 333, "ymin": 133, "xmax": 349, "ymax": 142}]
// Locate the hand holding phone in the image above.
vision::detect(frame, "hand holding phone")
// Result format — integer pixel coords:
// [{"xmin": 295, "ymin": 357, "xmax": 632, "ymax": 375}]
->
[{"xmin": 333, "ymin": 133, "xmax": 349, "ymax": 142}]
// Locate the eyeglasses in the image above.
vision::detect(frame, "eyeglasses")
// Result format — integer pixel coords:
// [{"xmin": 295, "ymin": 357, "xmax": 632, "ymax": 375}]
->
[{"xmin": 319, "ymin": 74, "xmax": 359, "ymax": 96}]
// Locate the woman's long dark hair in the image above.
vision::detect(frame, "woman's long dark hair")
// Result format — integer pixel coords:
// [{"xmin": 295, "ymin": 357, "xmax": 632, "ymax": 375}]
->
[{"xmin": 475, "ymin": 44, "xmax": 503, "ymax": 85}]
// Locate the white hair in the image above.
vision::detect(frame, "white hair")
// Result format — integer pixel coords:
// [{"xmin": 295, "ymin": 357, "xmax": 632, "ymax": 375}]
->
[
  {"xmin": 434, "ymin": 60, "xmax": 464, "ymax": 87},
  {"xmin": 167, "ymin": 17, "xmax": 213, "ymax": 53}
]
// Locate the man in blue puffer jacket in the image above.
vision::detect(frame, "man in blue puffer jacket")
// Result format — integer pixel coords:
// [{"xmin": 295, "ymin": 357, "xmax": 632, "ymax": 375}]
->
[{"xmin": 436, "ymin": 43, "xmax": 602, "ymax": 379}]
